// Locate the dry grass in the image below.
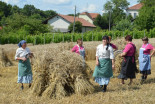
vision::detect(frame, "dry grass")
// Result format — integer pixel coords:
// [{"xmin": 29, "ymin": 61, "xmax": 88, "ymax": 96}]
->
[
  {"xmin": 0, "ymin": 48, "xmax": 12, "ymax": 68},
  {"xmin": 0, "ymin": 38, "xmax": 155, "ymax": 104}
]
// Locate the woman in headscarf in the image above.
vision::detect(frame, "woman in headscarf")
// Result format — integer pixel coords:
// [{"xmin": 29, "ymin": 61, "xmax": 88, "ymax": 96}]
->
[
  {"xmin": 93, "ymin": 36, "xmax": 115, "ymax": 92},
  {"xmin": 15, "ymin": 40, "xmax": 33, "ymax": 90},
  {"xmin": 109, "ymin": 36, "xmax": 118, "ymax": 50},
  {"xmin": 118, "ymin": 35, "xmax": 137, "ymax": 85},
  {"xmin": 72, "ymin": 39, "xmax": 85, "ymax": 59},
  {"xmin": 139, "ymin": 37, "xmax": 155, "ymax": 82}
]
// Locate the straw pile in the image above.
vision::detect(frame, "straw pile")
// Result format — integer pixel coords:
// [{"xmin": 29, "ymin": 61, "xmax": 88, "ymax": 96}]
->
[
  {"xmin": 31, "ymin": 49, "xmax": 94, "ymax": 99},
  {"xmin": 112, "ymin": 38, "xmax": 126, "ymax": 73},
  {"xmin": 0, "ymin": 48, "xmax": 12, "ymax": 68}
]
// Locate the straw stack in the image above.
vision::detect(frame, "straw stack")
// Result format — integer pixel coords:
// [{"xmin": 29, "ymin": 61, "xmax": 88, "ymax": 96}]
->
[
  {"xmin": 31, "ymin": 48, "xmax": 94, "ymax": 99},
  {"xmin": 0, "ymin": 48, "xmax": 12, "ymax": 68}
]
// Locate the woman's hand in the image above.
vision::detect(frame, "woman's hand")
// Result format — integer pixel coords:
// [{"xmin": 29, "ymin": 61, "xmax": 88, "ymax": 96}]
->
[
  {"xmin": 96, "ymin": 60, "xmax": 99, "ymax": 66},
  {"xmin": 29, "ymin": 53, "xmax": 34, "ymax": 58},
  {"xmin": 22, "ymin": 57, "xmax": 27, "ymax": 62}
]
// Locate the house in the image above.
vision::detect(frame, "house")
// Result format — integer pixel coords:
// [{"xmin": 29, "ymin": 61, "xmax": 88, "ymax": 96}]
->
[
  {"xmin": 43, "ymin": 14, "xmax": 96, "ymax": 33},
  {"xmin": 79, "ymin": 12, "xmax": 100, "ymax": 24},
  {"xmin": 126, "ymin": 3, "xmax": 143, "ymax": 19}
]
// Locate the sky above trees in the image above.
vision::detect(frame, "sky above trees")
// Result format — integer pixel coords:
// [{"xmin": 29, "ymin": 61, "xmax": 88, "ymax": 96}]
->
[{"xmin": 1, "ymin": 0, "xmax": 138, "ymax": 14}]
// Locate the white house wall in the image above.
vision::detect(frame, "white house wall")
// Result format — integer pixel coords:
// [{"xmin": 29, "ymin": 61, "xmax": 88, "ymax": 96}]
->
[
  {"xmin": 82, "ymin": 27, "xmax": 94, "ymax": 33},
  {"xmin": 79, "ymin": 15, "xmax": 93, "ymax": 24},
  {"xmin": 126, "ymin": 10, "xmax": 139, "ymax": 19},
  {"xmin": 48, "ymin": 16, "xmax": 70, "ymax": 32}
]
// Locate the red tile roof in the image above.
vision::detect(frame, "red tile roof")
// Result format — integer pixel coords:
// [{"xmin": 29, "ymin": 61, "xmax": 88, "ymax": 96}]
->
[
  {"xmin": 80, "ymin": 12, "xmax": 99, "ymax": 19},
  {"xmin": 128, "ymin": 3, "xmax": 143, "ymax": 10},
  {"xmin": 89, "ymin": 13, "xmax": 100, "ymax": 19},
  {"xmin": 58, "ymin": 14, "xmax": 96, "ymax": 27}
]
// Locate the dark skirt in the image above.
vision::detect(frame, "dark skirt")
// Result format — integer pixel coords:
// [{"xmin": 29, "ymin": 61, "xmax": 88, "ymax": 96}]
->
[
  {"xmin": 118, "ymin": 56, "xmax": 137, "ymax": 80},
  {"xmin": 140, "ymin": 70, "xmax": 151, "ymax": 75}
]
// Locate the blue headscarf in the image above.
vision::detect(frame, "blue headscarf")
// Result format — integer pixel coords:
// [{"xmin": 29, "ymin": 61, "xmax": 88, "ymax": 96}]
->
[{"xmin": 18, "ymin": 40, "xmax": 26, "ymax": 48}]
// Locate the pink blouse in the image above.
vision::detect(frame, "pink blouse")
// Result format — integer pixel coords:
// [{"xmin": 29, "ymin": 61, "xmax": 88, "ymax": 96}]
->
[
  {"xmin": 72, "ymin": 45, "xmax": 84, "ymax": 54},
  {"xmin": 142, "ymin": 44, "xmax": 154, "ymax": 55},
  {"xmin": 123, "ymin": 43, "xmax": 135, "ymax": 56}
]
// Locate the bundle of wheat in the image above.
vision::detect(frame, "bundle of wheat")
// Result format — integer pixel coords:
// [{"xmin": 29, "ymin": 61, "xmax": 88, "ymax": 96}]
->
[
  {"xmin": 31, "ymin": 50, "xmax": 94, "ymax": 99},
  {"xmin": 0, "ymin": 48, "xmax": 12, "ymax": 68}
]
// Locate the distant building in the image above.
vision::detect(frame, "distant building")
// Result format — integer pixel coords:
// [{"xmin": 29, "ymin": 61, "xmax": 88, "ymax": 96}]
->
[
  {"xmin": 126, "ymin": 3, "xmax": 143, "ymax": 19},
  {"xmin": 79, "ymin": 12, "xmax": 100, "ymax": 24},
  {"xmin": 43, "ymin": 14, "xmax": 96, "ymax": 33}
]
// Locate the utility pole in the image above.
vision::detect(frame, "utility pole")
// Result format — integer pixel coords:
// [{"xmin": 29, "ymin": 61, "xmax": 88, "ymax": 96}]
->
[
  {"xmin": 72, "ymin": 5, "xmax": 76, "ymax": 41},
  {"xmin": 73, "ymin": 5, "xmax": 76, "ymax": 34},
  {"xmin": 109, "ymin": 8, "xmax": 111, "ymax": 31}
]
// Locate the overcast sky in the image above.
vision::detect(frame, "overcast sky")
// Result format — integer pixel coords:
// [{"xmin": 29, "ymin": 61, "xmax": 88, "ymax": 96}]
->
[{"xmin": 0, "ymin": 0, "xmax": 138, "ymax": 14}]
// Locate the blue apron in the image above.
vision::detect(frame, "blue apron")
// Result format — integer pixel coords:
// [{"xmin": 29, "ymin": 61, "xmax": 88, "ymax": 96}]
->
[
  {"xmin": 78, "ymin": 46, "xmax": 85, "ymax": 60},
  {"xmin": 139, "ymin": 44, "xmax": 151, "ymax": 71}
]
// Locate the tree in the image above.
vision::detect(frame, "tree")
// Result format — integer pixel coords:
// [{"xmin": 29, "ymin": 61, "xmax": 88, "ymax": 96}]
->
[
  {"xmin": 94, "ymin": 14, "xmax": 109, "ymax": 29},
  {"xmin": 103, "ymin": 0, "xmax": 129, "ymax": 26},
  {"xmin": 11, "ymin": 5, "xmax": 21, "ymax": 14},
  {"xmin": 22, "ymin": 5, "xmax": 37, "ymax": 16},
  {"xmin": 68, "ymin": 21, "xmax": 82, "ymax": 33},
  {"xmin": 43, "ymin": 10, "xmax": 57, "ymax": 18},
  {"xmin": 135, "ymin": 0, "xmax": 155, "ymax": 30},
  {"xmin": 112, "ymin": 19, "xmax": 134, "ymax": 31},
  {"xmin": 0, "ymin": 1, "xmax": 12, "ymax": 20},
  {"xmin": 4, "ymin": 13, "xmax": 49, "ymax": 34}
]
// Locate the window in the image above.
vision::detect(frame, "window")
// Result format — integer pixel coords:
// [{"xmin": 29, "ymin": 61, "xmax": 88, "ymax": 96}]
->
[{"xmin": 134, "ymin": 13, "xmax": 137, "ymax": 18}]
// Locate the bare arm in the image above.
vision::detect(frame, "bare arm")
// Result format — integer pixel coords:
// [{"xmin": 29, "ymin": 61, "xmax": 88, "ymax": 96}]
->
[
  {"xmin": 121, "ymin": 52, "xmax": 127, "ymax": 57},
  {"xmin": 112, "ymin": 59, "xmax": 115, "ymax": 70},
  {"xmin": 150, "ymin": 48, "xmax": 155, "ymax": 57}
]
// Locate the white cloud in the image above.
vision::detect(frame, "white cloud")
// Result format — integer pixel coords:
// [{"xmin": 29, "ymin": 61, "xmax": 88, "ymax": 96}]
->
[
  {"xmin": 1, "ymin": 0, "xmax": 9, "ymax": 3},
  {"xmin": 80, "ymin": 4, "xmax": 96, "ymax": 12},
  {"xmin": 2, "ymin": 0, "xmax": 21, "ymax": 4},
  {"xmin": 43, "ymin": 0, "xmax": 71, "ymax": 5}
]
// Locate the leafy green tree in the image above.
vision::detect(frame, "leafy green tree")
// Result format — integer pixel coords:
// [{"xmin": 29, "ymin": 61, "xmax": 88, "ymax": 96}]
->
[
  {"xmin": 11, "ymin": 5, "xmax": 21, "ymax": 14},
  {"xmin": 126, "ymin": 15, "xmax": 133, "ymax": 22},
  {"xmin": 68, "ymin": 21, "xmax": 82, "ymax": 33},
  {"xmin": 104, "ymin": 0, "xmax": 129, "ymax": 25},
  {"xmin": 22, "ymin": 5, "xmax": 37, "ymax": 16},
  {"xmin": 4, "ymin": 13, "xmax": 49, "ymax": 34},
  {"xmin": 0, "ymin": 1, "xmax": 12, "ymax": 20},
  {"xmin": 43, "ymin": 10, "xmax": 57, "ymax": 18},
  {"xmin": 112, "ymin": 19, "xmax": 134, "ymax": 31},
  {"xmin": 94, "ymin": 14, "xmax": 109, "ymax": 29},
  {"xmin": 135, "ymin": 0, "xmax": 155, "ymax": 30}
]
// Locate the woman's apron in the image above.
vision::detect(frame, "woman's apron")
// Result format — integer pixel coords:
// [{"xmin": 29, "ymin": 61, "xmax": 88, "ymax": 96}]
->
[
  {"xmin": 18, "ymin": 58, "xmax": 32, "ymax": 77},
  {"xmin": 93, "ymin": 58, "xmax": 113, "ymax": 78},
  {"xmin": 119, "ymin": 44, "xmax": 137, "ymax": 78},
  {"xmin": 139, "ymin": 44, "xmax": 151, "ymax": 71},
  {"xmin": 78, "ymin": 46, "xmax": 85, "ymax": 60}
]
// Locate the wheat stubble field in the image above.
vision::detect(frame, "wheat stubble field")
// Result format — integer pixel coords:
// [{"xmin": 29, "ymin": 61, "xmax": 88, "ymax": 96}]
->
[{"xmin": 0, "ymin": 39, "xmax": 155, "ymax": 104}]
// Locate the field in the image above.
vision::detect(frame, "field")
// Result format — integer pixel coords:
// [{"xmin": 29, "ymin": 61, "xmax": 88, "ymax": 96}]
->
[{"xmin": 0, "ymin": 38, "xmax": 155, "ymax": 104}]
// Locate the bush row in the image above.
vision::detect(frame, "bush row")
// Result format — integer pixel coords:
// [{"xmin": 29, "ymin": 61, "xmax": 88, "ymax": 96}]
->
[{"xmin": 0, "ymin": 28, "xmax": 155, "ymax": 44}]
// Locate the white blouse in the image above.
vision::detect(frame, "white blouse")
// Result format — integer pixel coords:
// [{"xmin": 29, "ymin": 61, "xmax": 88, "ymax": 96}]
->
[
  {"xmin": 96, "ymin": 44, "xmax": 114, "ymax": 59},
  {"xmin": 15, "ymin": 47, "xmax": 31, "ymax": 60}
]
